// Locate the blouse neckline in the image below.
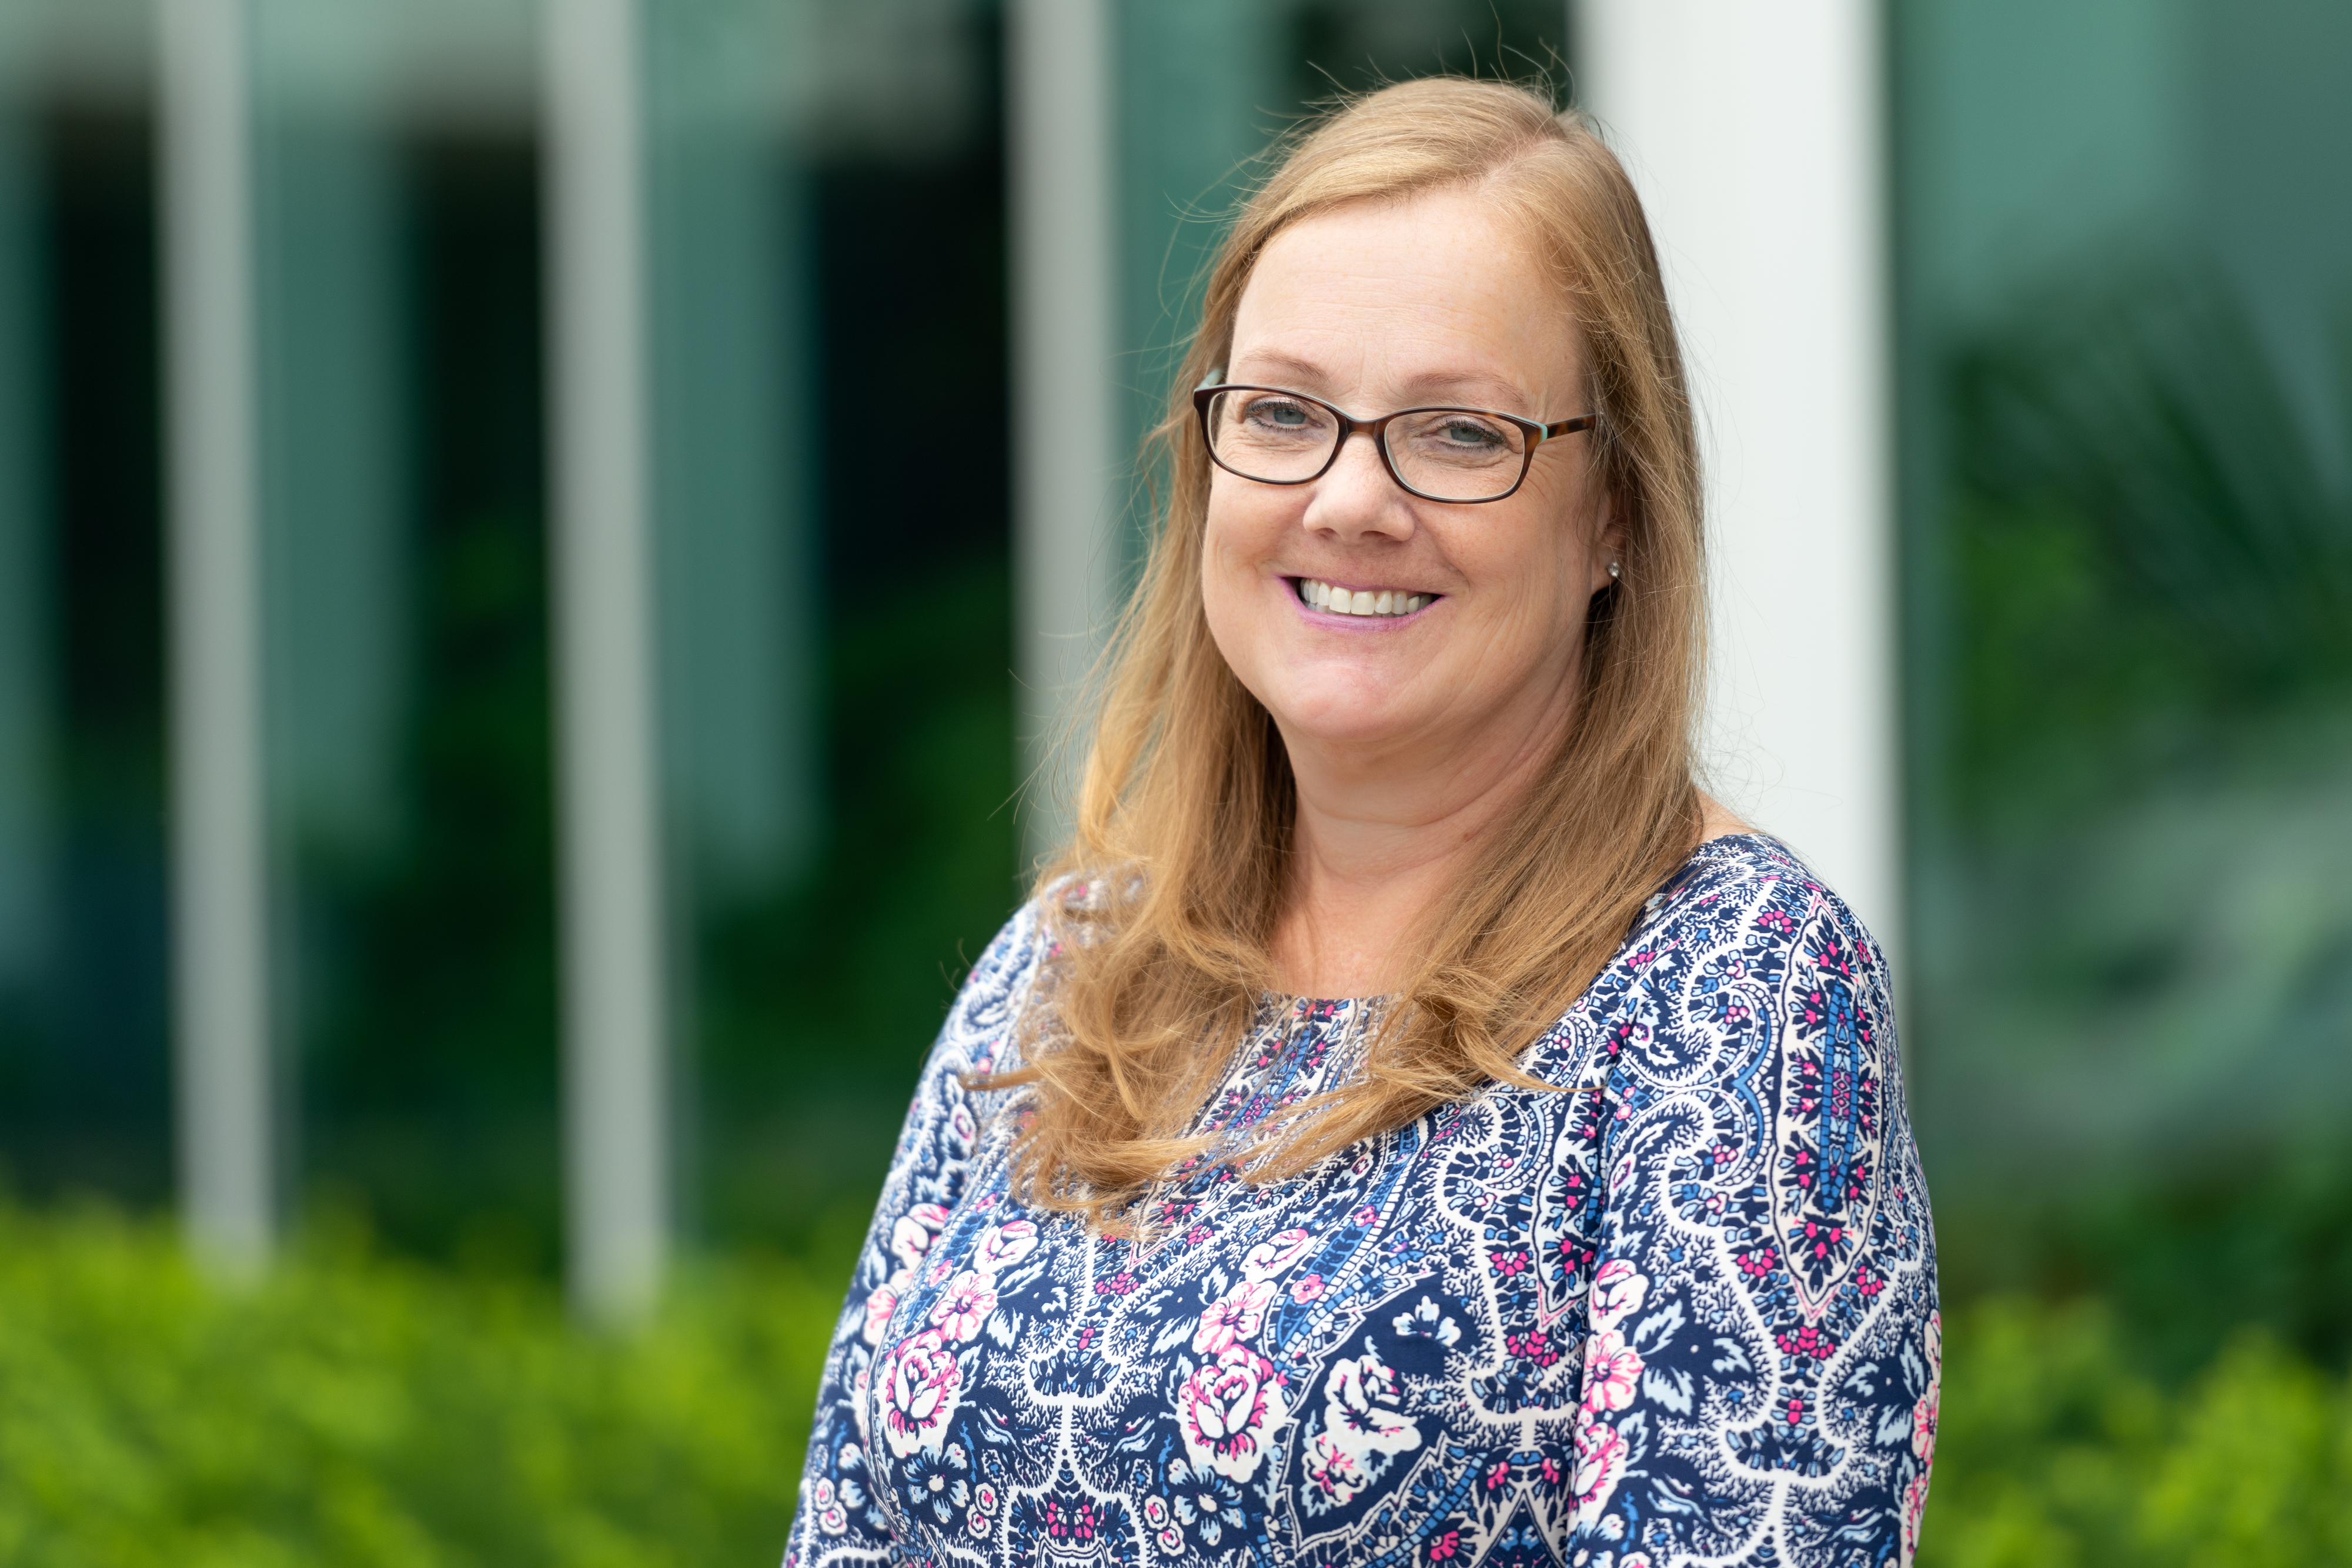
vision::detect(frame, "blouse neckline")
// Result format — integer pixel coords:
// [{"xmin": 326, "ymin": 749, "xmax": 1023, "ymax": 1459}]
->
[{"xmin": 1271, "ymin": 829, "xmax": 1786, "ymax": 1011}]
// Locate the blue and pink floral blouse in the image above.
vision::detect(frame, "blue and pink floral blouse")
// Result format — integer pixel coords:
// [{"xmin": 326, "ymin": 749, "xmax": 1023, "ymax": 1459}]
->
[{"xmin": 784, "ymin": 834, "xmax": 1940, "ymax": 1567}]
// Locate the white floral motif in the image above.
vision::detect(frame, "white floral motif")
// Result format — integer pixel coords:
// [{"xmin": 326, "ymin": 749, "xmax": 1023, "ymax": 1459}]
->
[
  {"xmin": 890, "ymin": 1204, "xmax": 950, "ymax": 1272},
  {"xmin": 1392, "ymin": 1295, "xmax": 1462, "ymax": 1346},
  {"xmin": 1193, "ymin": 1279, "xmax": 1277, "ymax": 1355},
  {"xmin": 860, "ymin": 1281, "xmax": 901, "ymax": 1347},
  {"xmin": 1304, "ymin": 1346, "xmax": 1422, "ymax": 1504},
  {"xmin": 810, "ymin": 1477, "xmax": 848, "ymax": 1536},
  {"xmin": 928, "ymin": 1270, "xmax": 997, "ymax": 1343},
  {"xmin": 1573, "ymin": 1417, "xmax": 1630, "ymax": 1515},
  {"xmin": 876, "ymin": 1329, "xmax": 963, "ymax": 1459},
  {"xmin": 1240, "ymin": 1227, "xmax": 1312, "ymax": 1281},
  {"xmin": 1591, "ymin": 1259, "xmax": 1648, "ymax": 1332},
  {"xmin": 1178, "ymin": 1343, "xmax": 1289, "ymax": 1482},
  {"xmin": 1582, "ymin": 1328, "xmax": 1645, "ymax": 1415},
  {"xmin": 1322, "ymin": 1346, "xmax": 1421, "ymax": 1459},
  {"xmin": 1913, "ymin": 1310, "xmax": 1943, "ymax": 1465},
  {"xmin": 974, "ymin": 1219, "xmax": 1038, "ymax": 1274}
]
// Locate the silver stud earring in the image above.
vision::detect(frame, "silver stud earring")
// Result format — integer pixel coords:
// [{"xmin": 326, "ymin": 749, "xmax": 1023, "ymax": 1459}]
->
[{"xmin": 1606, "ymin": 560, "xmax": 1622, "ymax": 581}]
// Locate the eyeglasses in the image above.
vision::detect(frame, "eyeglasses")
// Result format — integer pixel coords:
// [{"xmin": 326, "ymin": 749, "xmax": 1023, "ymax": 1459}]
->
[{"xmin": 1193, "ymin": 383, "xmax": 1596, "ymax": 504}]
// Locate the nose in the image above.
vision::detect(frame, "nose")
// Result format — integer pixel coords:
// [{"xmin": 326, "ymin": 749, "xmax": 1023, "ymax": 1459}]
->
[{"xmin": 1298, "ymin": 428, "xmax": 1416, "ymax": 543}]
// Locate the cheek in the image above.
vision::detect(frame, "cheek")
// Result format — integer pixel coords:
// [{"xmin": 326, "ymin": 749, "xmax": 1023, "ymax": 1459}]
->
[{"xmin": 1198, "ymin": 504, "xmax": 1274, "ymax": 684}]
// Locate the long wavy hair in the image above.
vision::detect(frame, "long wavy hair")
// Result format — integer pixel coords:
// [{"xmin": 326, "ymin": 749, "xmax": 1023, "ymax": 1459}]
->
[{"xmin": 989, "ymin": 77, "xmax": 1706, "ymax": 1226}]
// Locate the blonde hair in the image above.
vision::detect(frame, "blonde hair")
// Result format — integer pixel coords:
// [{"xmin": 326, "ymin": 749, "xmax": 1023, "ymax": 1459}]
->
[{"xmin": 990, "ymin": 77, "xmax": 1705, "ymax": 1225}]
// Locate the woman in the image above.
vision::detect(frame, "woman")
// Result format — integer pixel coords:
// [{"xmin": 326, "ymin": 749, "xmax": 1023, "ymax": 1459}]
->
[{"xmin": 787, "ymin": 78, "xmax": 1937, "ymax": 1568}]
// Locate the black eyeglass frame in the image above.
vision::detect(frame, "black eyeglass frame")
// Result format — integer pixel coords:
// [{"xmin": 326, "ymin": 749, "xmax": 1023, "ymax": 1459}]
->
[{"xmin": 1192, "ymin": 383, "xmax": 1599, "ymax": 505}]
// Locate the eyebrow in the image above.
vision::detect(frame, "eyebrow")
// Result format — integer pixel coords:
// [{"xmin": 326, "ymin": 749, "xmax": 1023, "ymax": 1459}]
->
[{"xmin": 1225, "ymin": 350, "xmax": 1536, "ymax": 412}]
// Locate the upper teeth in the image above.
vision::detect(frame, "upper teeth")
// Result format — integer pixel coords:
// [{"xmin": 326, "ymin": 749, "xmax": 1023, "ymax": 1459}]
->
[{"xmin": 1300, "ymin": 579, "xmax": 1429, "ymax": 617}]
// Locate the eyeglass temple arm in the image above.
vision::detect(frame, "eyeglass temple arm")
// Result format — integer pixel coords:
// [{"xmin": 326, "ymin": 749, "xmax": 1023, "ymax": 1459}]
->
[{"xmin": 1535, "ymin": 414, "xmax": 1599, "ymax": 442}]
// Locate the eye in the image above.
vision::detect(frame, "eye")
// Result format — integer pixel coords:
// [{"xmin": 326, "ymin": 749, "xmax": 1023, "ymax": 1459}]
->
[
  {"xmin": 1435, "ymin": 416, "xmax": 1507, "ymax": 449},
  {"xmin": 1245, "ymin": 396, "xmax": 1317, "ymax": 430}
]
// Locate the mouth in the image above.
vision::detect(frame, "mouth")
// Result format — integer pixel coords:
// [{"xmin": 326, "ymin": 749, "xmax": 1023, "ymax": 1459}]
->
[{"xmin": 1291, "ymin": 577, "xmax": 1438, "ymax": 619}]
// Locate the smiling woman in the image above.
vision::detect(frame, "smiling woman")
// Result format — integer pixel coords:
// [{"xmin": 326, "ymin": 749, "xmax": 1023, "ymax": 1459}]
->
[{"xmin": 786, "ymin": 79, "xmax": 1939, "ymax": 1568}]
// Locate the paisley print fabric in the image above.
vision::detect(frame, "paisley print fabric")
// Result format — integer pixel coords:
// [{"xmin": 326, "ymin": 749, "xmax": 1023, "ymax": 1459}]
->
[{"xmin": 784, "ymin": 835, "xmax": 1939, "ymax": 1567}]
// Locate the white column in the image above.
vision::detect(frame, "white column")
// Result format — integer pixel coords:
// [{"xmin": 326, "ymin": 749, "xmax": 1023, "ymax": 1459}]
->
[
  {"xmin": 0, "ymin": 101, "xmax": 46, "ymax": 995},
  {"xmin": 546, "ymin": 0, "xmax": 669, "ymax": 1323},
  {"xmin": 1007, "ymin": 0, "xmax": 1121, "ymax": 865},
  {"xmin": 1577, "ymin": 0, "xmax": 1899, "ymax": 948},
  {"xmin": 159, "ymin": 0, "xmax": 273, "ymax": 1274}
]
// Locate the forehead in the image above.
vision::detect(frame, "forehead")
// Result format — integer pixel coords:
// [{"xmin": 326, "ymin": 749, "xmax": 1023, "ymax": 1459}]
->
[{"xmin": 1230, "ymin": 187, "xmax": 1579, "ymax": 403}]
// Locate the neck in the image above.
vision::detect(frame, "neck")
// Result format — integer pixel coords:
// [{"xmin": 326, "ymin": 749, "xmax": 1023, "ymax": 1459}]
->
[{"xmin": 1269, "ymin": 673, "xmax": 1579, "ymax": 998}]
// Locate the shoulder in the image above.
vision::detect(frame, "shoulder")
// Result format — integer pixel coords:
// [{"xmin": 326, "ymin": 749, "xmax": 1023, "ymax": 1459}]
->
[
  {"xmin": 1534, "ymin": 833, "xmax": 1896, "ymax": 1078},
  {"xmin": 932, "ymin": 892, "xmax": 1057, "ymax": 1082}
]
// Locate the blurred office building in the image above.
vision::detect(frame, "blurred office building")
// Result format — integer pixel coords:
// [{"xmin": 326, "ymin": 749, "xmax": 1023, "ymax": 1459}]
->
[{"xmin": 0, "ymin": 0, "xmax": 2343, "ymax": 1321}]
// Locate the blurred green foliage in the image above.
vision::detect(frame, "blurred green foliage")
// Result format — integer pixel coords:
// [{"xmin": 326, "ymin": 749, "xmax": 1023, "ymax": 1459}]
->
[
  {"xmin": 1916, "ymin": 264, "xmax": 2352, "ymax": 1250},
  {"xmin": 0, "ymin": 1203, "xmax": 847, "ymax": 1566},
  {"xmin": 1922, "ymin": 1296, "xmax": 2352, "ymax": 1567}
]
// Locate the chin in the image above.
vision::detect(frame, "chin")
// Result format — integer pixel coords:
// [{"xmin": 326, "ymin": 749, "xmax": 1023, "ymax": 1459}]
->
[{"xmin": 1268, "ymin": 683, "xmax": 1422, "ymax": 746}]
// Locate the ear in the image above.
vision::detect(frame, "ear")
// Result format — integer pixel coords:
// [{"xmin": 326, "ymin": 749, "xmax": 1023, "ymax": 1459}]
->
[{"xmin": 1587, "ymin": 484, "xmax": 1626, "ymax": 597}]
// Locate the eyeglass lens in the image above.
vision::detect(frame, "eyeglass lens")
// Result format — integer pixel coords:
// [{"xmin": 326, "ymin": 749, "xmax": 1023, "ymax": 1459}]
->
[{"xmin": 1204, "ymin": 389, "xmax": 1528, "ymax": 502}]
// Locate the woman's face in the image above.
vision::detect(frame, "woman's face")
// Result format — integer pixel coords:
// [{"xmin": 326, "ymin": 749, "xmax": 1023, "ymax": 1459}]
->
[{"xmin": 1201, "ymin": 187, "xmax": 1617, "ymax": 775}]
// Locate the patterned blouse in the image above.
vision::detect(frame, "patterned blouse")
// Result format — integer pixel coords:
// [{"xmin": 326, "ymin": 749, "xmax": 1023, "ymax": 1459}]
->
[{"xmin": 784, "ymin": 835, "xmax": 1940, "ymax": 1568}]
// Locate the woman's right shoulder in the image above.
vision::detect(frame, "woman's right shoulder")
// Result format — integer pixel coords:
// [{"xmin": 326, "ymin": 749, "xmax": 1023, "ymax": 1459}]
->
[
  {"xmin": 931, "ymin": 868, "xmax": 1112, "ymax": 1084},
  {"xmin": 931, "ymin": 895, "xmax": 1053, "ymax": 1083}
]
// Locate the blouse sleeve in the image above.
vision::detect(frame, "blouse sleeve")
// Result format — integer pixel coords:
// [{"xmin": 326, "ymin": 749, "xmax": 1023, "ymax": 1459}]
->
[
  {"xmin": 1571, "ymin": 867, "xmax": 1940, "ymax": 1566},
  {"xmin": 783, "ymin": 901, "xmax": 1047, "ymax": 1568}
]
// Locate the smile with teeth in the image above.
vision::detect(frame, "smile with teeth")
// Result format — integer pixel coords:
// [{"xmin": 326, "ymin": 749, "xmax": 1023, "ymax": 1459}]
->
[{"xmin": 1295, "ymin": 578, "xmax": 1434, "ymax": 618}]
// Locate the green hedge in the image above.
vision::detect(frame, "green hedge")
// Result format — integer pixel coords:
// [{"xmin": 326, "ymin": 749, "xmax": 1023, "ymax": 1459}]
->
[
  {"xmin": 0, "ymin": 1205, "xmax": 839, "ymax": 1567},
  {"xmin": 4, "ymin": 1205, "xmax": 2350, "ymax": 1566},
  {"xmin": 1922, "ymin": 1296, "xmax": 2352, "ymax": 1567}
]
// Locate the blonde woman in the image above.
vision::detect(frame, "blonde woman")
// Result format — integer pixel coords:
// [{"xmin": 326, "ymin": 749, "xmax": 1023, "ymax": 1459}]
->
[{"xmin": 787, "ymin": 79, "xmax": 1938, "ymax": 1568}]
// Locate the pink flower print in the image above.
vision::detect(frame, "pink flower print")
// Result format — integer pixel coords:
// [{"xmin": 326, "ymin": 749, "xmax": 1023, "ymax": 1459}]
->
[
  {"xmin": 1738, "ymin": 1246, "xmax": 1779, "ymax": 1279},
  {"xmin": 1505, "ymin": 1330, "xmax": 1560, "ymax": 1368},
  {"xmin": 1354, "ymin": 1205, "xmax": 1379, "ymax": 1226},
  {"xmin": 1485, "ymin": 1459, "xmax": 1512, "ymax": 1492},
  {"xmin": 1901, "ymin": 1472, "xmax": 1931, "ymax": 1566},
  {"xmin": 1783, "ymin": 1322, "xmax": 1837, "ymax": 1360},
  {"xmin": 809, "ymin": 1476, "xmax": 848, "ymax": 1536},
  {"xmin": 890, "ymin": 1203, "xmax": 950, "ymax": 1271},
  {"xmin": 1540, "ymin": 1455, "xmax": 1561, "ymax": 1485},
  {"xmin": 876, "ymin": 1329, "xmax": 964, "ymax": 1459},
  {"xmin": 928, "ymin": 1270, "xmax": 997, "ymax": 1342},
  {"xmin": 861, "ymin": 1281, "xmax": 902, "ymax": 1346},
  {"xmin": 1491, "ymin": 1249, "xmax": 1531, "ymax": 1279},
  {"xmin": 1193, "ymin": 1279, "xmax": 1276, "ymax": 1355},
  {"xmin": 1572, "ymin": 1419, "xmax": 1628, "ymax": 1513},
  {"xmin": 1185, "ymin": 1224, "xmax": 1212, "ymax": 1245},
  {"xmin": 1178, "ymin": 1344, "xmax": 1289, "ymax": 1482},
  {"xmin": 1428, "ymin": 1529, "xmax": 1461, "ymax": 1560},
  {"xmin": 1590, "ymin": 1259, "xmax": 1648, "ymax": 1331},
  {"xmin": 973, "ymin": 1219, "xmax": 1038, "ymax": 1274},
  {"xmin": 1581, "ymin": 1328, "xmax": 1644, "ymax": 1414},
  {"xmin": 1241, "ymin": 1226, "xmax": 1313, "ymax": 1281},
  {"xmin": 1291, "ymin": 1272, "xmax": 1327, "ymax": 1303},
  {"xmin": 1912, "ymin": 1315, "xmax": 1943, "ymax": 1465},
  {"xmin": 1304, "ymin": 1430, "xmax": 1369, "ymax": 1501},
  {"xmin": 927, "ymin": 1258, "xmax": 954, "ymax": 1286}
]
